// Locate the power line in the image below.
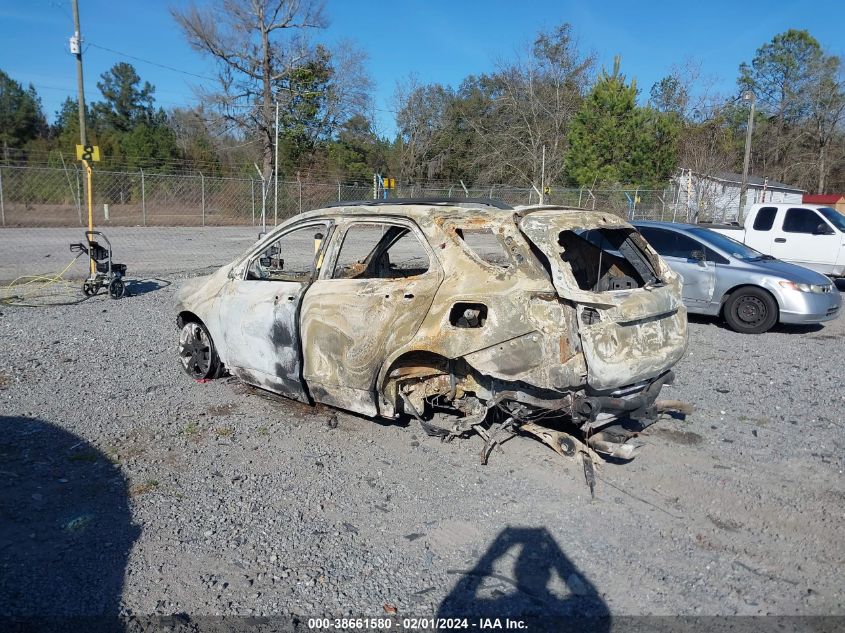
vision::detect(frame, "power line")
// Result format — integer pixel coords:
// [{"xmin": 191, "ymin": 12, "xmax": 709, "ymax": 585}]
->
[
  {"xmin": 87, "ymin": 42, "xmax": 217, "ymax": 82},
  {"xmin": 25, "ymin": 82, "xmax": 195, "ymax": 107},
  {"xmin": 22, "ymin": 82, "xmax": 260, "ymax": 126}
]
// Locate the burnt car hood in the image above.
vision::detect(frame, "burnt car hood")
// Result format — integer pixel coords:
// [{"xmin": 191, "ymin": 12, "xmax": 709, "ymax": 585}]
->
[{"xmin": 519, "ymin": 210, "xmax": 687, "ymax": 391}]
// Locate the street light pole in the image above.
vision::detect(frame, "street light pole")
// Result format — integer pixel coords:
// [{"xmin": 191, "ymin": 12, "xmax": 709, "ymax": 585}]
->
[
  {"xmin": 540, "ymin": 145, "xmax": 546, "ymax": 205},
  {"xmin": 738, "ymin": 90, "xmax": 756, "ymax": 223},
  {"xmin": 255, "ymin": 163, "xmax": 266, "ymax": 235},
  {"xmin": 274, "ymin": 100, "xmax": 279, "ymax": 227}
]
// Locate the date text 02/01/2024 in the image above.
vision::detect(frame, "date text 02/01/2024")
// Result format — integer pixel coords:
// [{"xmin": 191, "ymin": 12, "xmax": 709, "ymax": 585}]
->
[{"xmin": 306, "ymin": 617, "xmax": 529, "ymax": 630}]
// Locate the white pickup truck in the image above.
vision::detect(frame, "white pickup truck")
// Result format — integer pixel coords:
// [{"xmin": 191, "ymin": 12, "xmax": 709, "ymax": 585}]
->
[{"xmin": 706, "ymin": 203, "xmax": 845, "ymax": 277}]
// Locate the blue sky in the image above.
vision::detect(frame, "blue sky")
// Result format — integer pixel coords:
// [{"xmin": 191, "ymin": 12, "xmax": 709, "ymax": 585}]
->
[{"xmin": 1, "ymin": 0, "xmax": 843, "ymax": 138}]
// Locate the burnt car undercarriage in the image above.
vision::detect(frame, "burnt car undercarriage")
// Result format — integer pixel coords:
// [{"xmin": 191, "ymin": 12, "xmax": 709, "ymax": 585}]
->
[{"xmin": 386, "ymin": 354, "xmax": 689, "ymax": 494}]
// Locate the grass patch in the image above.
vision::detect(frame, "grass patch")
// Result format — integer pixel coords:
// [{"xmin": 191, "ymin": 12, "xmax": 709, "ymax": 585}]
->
[{"xmin": 214, "ymin": 426, "xmax": 234, "ymax": 438}]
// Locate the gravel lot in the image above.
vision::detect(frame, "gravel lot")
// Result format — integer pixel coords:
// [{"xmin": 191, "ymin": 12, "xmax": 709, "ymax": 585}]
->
[
  {"xmin": 0, "ymin": 227, "xmax": 260, "ymax": 282},
  {"xmin": 1, "ymin": 273, "xmax": 844, "ymax": 624}
]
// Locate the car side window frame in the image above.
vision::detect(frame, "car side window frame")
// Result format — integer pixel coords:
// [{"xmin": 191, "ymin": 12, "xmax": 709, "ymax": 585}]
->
[
  {"xmin": 704, "ymin": 247, "xmax": 729, "ymax": 265},
  {"xmin": 638, "ymin": 227, "xmax": 704, "ymax": 260},
  {"xmin": 752, "ymin": 207, "xmax": 778, "ymax": 231},
  {"xmin": 782, "ymin": 207, "xmax": 828, "ymax": 234},
  {"xmin": 673, "ymin": 233, "xmax": 707, "ymax": 261},
  {"xmin": 639, "ymin": 226, "xmax": 728, "ymax": 264},
  {"xmin": 636, "ymin": 227, "xmax": 676, "ymax": 257},
  {"xmin": 320, "ymin": 217, "xmax": 438, "ymax": 282},
  {"xmin": 240, "ymin": 220, "xmax": 334, "ymax": 282}
]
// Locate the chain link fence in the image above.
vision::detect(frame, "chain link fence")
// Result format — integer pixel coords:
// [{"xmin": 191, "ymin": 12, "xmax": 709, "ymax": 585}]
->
[{"xmin": 0, "ymin": 164, "xmax": 697, "ymax": 228}]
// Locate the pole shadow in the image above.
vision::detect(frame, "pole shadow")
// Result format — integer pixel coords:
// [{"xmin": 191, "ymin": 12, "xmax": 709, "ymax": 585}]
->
[
  {"xmin": 125, "ymin": 278, "xmax": 171, "ymax": 297},
  {"xmin": 438, "ymin": 527, "xmax": 610, "ymax": 631},
  {"xmin": 0, "ymin": 416, "xmax": 139, "ymax": 632}
]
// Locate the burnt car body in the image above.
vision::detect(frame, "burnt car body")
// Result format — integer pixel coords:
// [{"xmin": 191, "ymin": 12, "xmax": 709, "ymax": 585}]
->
[{"xmin": 176, "ymin": 199, "xmax": 687, "ymax": 460}]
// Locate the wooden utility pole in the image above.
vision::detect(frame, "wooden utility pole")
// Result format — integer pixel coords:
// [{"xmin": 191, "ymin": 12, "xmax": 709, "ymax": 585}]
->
[
  {"xmin": 71, "ymin": 0, "xmax": 94, "ymax": 276},
  {"xmin": 71, "ymin": 0, "xmax": 87, "ymax": 146},
  {"xmin": 738, "ymin": 91, "xmax": 756, "ymax": 223}
]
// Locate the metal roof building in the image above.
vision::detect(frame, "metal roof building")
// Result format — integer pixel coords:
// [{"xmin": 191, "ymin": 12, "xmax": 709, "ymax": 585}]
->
[{"xmin": 674, "ymin": 169, "xmax": 805, "ymax": 222}]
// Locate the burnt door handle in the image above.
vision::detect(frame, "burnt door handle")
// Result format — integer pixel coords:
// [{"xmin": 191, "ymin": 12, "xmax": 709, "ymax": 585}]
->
[{"xmin": 774, "ymin": 238, "xmax": 786, "ymax": 243}]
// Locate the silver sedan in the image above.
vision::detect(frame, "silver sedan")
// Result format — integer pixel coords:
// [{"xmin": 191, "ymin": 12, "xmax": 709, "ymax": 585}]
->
[{"xmin": 633, "ymin": 221, "xmax": 841, "ymax": 333}]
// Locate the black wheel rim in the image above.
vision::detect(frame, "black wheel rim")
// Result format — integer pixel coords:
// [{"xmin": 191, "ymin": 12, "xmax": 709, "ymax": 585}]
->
[
  {"xmin": 735, "ymin": 295, "xmax": 767, "ymax": 326},
  {"xmin": 179, "ymin": 323, "xmax": 211, "ymax": 378}
]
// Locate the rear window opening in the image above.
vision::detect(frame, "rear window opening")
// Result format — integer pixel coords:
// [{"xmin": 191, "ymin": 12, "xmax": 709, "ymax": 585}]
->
[
  {"xmin": 558, "ymin": 228, "xmax": 660, "ymax": 292},
  {"xmin": 455, "ymin": 228, "xmax": 511, "ymax": 268}
]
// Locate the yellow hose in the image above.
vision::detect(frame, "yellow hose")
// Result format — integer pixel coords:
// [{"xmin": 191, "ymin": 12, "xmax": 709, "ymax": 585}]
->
[{"xmin": 0, "ymin": 256, "xmax": 85, "ymax": 306}]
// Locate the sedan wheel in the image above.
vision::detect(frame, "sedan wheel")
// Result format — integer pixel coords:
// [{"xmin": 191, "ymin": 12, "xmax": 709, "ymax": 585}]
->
[
  {"xmin": 179, "ymin": 321, "xmax": 221, "ymax": 379},
  {"xmin": 724, "ymin": 287, "xmax": 778, "ymax": 334}
]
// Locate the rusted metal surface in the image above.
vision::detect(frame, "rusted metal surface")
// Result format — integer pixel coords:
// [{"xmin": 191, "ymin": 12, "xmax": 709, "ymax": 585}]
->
[{"xmin": 176, "ymin": 202, "xmax": 689, "ymax": 475}]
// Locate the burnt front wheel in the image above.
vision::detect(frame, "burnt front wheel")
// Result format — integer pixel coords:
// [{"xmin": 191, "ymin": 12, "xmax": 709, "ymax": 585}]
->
[
  {"xmin": 179, "ymin": 320, "xmax": 221, "ymax": 379},
  {"xmin": 724, "ymin": 287, "xmax": 778, "ymax": 334}
]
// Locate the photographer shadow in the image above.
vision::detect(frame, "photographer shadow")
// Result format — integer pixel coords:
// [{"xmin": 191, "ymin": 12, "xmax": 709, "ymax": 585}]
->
[
  {"xmin": 438, "ymin": 527, "xmax": 609, "ymax": 631},
  {"xmin": 0, "ymin": 416, "xmax": 139, "ymax": 632}
]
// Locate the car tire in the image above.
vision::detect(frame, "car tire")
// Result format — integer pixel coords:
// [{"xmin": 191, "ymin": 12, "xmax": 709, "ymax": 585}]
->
[
  {"xmin": 724, "ymin": 286, "xmax": 778, "ymax": 334},
  {"xmin": 179, "ymin": 320, "xmax": 222, "ymax": 379}
]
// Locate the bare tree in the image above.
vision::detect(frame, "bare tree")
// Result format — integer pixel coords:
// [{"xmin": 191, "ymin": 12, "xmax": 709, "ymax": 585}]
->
[
  {"xmin": 393, "ymin": 76, "xmax": 453, "ymax": 181},
  {"xmin": 738, "ymin": 29, "xmax": 839, "ymax": 187},
  {"xmin": 463, "ymin": 24, "xmax": 594, "ymax": 190},
  {"xmin": 172, "ymin": 0, "xmax": 341, "ymax": 180},
  {"xmin": 804, "ymin": 54, "xmax": 845, "ymax": 192},
  {"xmin": 650, "ymin": 59, "xmax": 726, "ymax": 123},
  {"xmin": 304, "ymin": 40, "xmax": 373, "ymax": 150},
  {"xmin": 651, "ymin": 61, "xmax": 737, "ymax": 179},
  {"xmin": 391, "ymin": 24, "xmax": 593, "ymax": 190}
]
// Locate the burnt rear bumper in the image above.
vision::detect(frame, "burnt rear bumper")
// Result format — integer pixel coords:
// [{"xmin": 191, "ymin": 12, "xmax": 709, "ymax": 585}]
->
[{"xmin": 575, "ymin": 370, "xmax": 674, "ymax": 426}]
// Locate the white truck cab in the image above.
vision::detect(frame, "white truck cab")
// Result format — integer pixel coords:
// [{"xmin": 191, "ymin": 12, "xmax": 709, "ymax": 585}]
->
[{"xmin": 708, "ymin": 203, "xmax": 845, "ymax": 277}]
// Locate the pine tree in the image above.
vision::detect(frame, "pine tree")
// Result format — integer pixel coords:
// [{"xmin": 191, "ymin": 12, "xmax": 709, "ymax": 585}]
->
[
  {"xmin": 0, "ymin": 70, "xmax": 48, "ymax": 154},
  {"xmin": 566, "ymin": 57, "xmax": 678, "ymax": 188}
]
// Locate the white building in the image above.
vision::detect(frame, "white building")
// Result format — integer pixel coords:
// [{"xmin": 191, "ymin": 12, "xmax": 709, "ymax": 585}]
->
[{"xmin": 673, "ymin": 170, "xmax": 804, "ymax": 222}]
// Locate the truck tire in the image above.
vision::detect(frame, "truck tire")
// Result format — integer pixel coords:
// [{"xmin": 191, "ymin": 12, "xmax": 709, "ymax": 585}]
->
[{"xmin": 724, "ymin": 286, "xmax": 778, "ymax": 334}]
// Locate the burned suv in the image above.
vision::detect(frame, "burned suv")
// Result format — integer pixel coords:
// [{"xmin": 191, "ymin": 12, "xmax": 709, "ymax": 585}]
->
[{"xmin": 176, "ymin": 199, "xmax": 687, "ymax": 466}]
